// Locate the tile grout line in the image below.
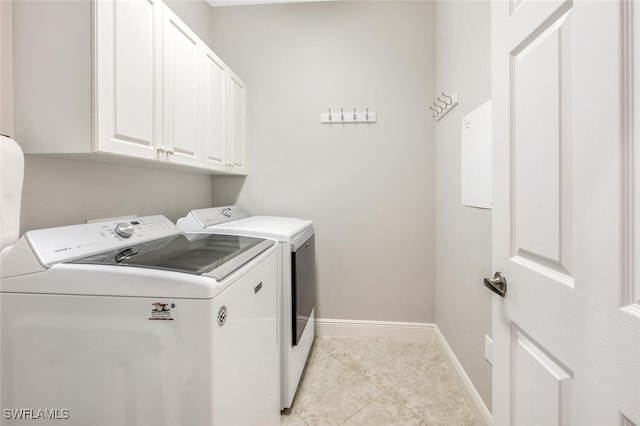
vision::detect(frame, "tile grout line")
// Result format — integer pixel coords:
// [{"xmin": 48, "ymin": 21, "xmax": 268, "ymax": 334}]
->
[
  {"xmin": 283, "ymin": 337, "xmax": 478, "ymax": 425},
  {"xmin": 336, "ymin": 341, "xmax": 431, "ymax": 424},
  {"xmin": 338, "ymin": 399, "xmax": 372, "ymax": 425},
  {"xmin": 339, "ymin": 361, "xmax": 430, "ymax": 425}
]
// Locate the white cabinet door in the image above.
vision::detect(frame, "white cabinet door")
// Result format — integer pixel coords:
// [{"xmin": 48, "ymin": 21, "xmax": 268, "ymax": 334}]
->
[
  {"xmin": 202, "ymin": 47, "xmax": 227, "ymax": 171},
  {"xmin": 227, "ymin": 70, "xmax": 248, "ymax": 174},
  {"xmin": 95, "ymin": 0, "xmax": 163, "ymax": 160},
  {"xmin": 162, "ymin": 5, "xmax": 202, "ymax": 167},
  {"xmin": 491, "ymin": 1, "xmax": 640, "ymax": 425}
]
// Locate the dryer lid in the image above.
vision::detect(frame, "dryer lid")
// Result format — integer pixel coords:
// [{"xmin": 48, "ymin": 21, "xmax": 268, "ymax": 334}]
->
[
  {"xmin": 211, "ymin": 216, "xmax": 314, "ymax": 242},
  {"xmin": 178, "ymin": 207, "xmax": 313, "ymax": 242}
]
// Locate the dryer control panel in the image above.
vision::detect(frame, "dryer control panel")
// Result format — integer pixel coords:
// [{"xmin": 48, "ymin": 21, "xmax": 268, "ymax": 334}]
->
[
  {"xmin": 25, "ymin": 216, "xmax": 181, "ymax": 267},
  {"xmin": 183, "ymin": 206, "xmax": 252, "ymax": 230}
]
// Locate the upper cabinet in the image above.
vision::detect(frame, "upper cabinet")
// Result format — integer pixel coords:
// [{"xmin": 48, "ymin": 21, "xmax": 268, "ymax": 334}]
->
[
  {"xmin": 13, "ymin": 0, "xmax": 247, "ymax": 175},
  {"xmin": 162, "ymin": 6, "xmax": 202, "ymax": 168},
  {"xmin": 202, "ymin": 46, "xmax": 228, "ymax": 171},
  {"xmin": 226, "ymin": 70, "xmax": 248, "ymax": 174},
  {"xmin": 95, "ymin": 0, "xmax": 163, "ymax": 160},
  {"xmin": 201, "ymin": 45, "xmax": 247, "ymax": 175}
]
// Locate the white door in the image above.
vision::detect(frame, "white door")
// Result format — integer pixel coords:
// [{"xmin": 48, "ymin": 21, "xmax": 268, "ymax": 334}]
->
[
  {"xmin": 227, "ymin": 70, "xmax": 248, "ymax": 174},
  {"xmin": 491, "ymin": 1, "xmax": 640, "ymax": 425},
  {"xmin": 95, "ymin": 0, "xmax": 163, "ymax": 159},
  {"xmin": 163, "ymin": 5, "xmax": 202, "ymax": 167},
  {"xmin": 202, "ymin": 47, "xmax": 227, "ymax": 172}
]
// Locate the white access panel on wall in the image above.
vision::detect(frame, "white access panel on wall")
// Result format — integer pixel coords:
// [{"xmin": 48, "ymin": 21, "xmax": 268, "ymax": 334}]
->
[{"xmin": 461, "ymin": 100, "xmax": 492, "ymax": 209}]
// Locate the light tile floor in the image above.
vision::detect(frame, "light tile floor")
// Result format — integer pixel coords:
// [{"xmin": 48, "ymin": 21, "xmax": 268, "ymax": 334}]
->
[{"xmin": 280, "ymin": 336, "xmax": 479, "ymax": 426}]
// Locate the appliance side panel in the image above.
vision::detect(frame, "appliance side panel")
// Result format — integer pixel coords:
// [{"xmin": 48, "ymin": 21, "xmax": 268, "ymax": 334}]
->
[{"xmin": 212, "ymin": 250, "xmax": 280, "ymax": 425}]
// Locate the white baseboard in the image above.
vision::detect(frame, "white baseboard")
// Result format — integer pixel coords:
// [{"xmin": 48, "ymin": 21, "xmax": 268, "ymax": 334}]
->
[
  {"xmin": 433, "ymin": 326, "xmax": 493, "ymax": 426},
  {"xmin": 315, "ymin": 318, "xmax": 436, "ymax": 340},
  {"xmin": 315, "ymin": 318, "xmax": 492, "ymax": 426}
]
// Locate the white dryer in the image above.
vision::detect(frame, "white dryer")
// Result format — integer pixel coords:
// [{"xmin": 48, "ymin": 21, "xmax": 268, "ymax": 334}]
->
[
  {"xmin": 0, "ymin": 215, "xmax": 280, "ymax": 426},
  {"xmin": 177, "ymin": 206, "xmax": 315, "ymax": 409}
]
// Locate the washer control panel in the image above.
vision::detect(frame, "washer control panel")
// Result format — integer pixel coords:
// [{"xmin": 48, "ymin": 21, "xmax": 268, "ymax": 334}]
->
[
  {"xmin": 115, "ymin": 222, "xmax": 136, "ymax": 238},
  {"xmin": 26, "ymin": 216, "xmax": 181, "ymax": 267}
]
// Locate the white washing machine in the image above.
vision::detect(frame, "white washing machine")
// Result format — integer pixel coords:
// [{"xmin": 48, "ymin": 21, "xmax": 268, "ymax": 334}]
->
[
  {"xmin": 0, "ymin": 215, "xmax": 280, "ymax": 426},
  {"xmin": 177, "ymin": 206, "xmax": 315, "ymax": 409}
]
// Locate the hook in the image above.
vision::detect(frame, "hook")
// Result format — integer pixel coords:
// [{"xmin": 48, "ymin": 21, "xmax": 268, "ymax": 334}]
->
[
  {"xmin": 429, "ymin": 106, "xmax": 441, "ymax": 116},
  {"xmin": 440, "ymin": 92, "xmax": 453, "ymax": 104},
  {"xmin": 432, "ymin": 104, "xmax": 443, "ymax": 113},
  {"xmin": 366, "ymin": 108, "xmax": 369, "ymax": 121},
  {"xmin": 341, "ymin": 108, "xmax": 344, "ymax": 121},
  {"xmin": 437, "ymin": 96, "xmax": 451, "ymax": 106},
  {"xmin": 328, "ymin": 108, "xmax": 332, "ymax": 122},
  {"xmin": 353, "ymin": 108, "xmax": 357, "ymax": 121},
  {"xmin": 435, "ymin": 99, "xmax": 447, "ymax": 109}
]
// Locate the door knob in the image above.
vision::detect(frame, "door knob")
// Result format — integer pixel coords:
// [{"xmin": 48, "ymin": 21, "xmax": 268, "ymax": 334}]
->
[{"xmin": 484, "ymin": 272, "xmax": 507, "ymax": 297}]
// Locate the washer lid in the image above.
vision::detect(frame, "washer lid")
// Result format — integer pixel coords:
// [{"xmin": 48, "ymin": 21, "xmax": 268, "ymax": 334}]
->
[
  {"xmin": 70, "ymin": 233, "xmax": 274, "ymax": 281},
  {"xmin": 25, "ymin": 215, "xmax": 181, "ymax": 268}
]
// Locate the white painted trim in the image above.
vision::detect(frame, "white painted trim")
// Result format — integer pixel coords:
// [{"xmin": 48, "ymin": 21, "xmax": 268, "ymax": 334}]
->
[
  {"xmin": 315, "ymin": 318, "xmax": 436, "ymax": 340},
  {"xmin": 434, "ymin": 326, "xmax": 493, "ymax": 426},
  {"xmin": 315, "ymin": 318, "xmax": 492, "ymax": 425}
]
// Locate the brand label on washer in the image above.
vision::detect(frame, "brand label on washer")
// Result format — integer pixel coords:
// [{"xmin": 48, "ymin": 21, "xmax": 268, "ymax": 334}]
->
[{"xmin": 149, "ymin": 302, "xmax": 175, "ymax": 321}]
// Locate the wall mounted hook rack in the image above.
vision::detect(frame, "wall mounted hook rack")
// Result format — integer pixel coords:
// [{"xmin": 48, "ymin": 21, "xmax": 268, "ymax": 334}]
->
[
  {"xmin": 431, "ymin": 91, "xmax": 458, "ymax": 121},
  {"xmin": 321, "ymin": 107, "xmax": 377, "ymax": 124}
]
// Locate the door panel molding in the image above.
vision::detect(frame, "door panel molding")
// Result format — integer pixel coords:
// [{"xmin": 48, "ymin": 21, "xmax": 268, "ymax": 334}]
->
[
  {"xmin": 512, "ymin": 250, "xmax": 573, "ymax": 288},
  {"xmin": 509, "ymin": 6, "xmax": 574, "ymax": 283},
  {"xmin": 622, "ymin": 0, "xmax": 638, "ymax": 307},
  {"xmin": 511, "ymin": 325, "xmax": 573, "ymax": 426}
]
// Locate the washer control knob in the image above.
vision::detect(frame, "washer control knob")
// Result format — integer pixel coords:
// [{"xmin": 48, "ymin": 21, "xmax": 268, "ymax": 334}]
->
[
  {"xmin": 115, "ymin": 222, "xmax": 135, "ymax": 238},
  {"xmin": 221, "ymin": 208, "xmax": 232, "ymax": 218}
]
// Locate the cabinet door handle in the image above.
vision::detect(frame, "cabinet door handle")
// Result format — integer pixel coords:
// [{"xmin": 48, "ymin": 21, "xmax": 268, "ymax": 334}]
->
[
  {"xmin": 166, "ymin": 148, "xmax": 175, "ymax": 155},
  {"xmin": 157, "ymin": 146, "xmax": 166, "ymax": 153}
]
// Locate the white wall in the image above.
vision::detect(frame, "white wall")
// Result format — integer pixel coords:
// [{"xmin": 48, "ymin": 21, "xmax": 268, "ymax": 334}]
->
[
  {"xmin": 20, "ymin": 157, "xmax": 214, "ymax": 232},
  {"xmin": 164, "ymin": 0, "xmax": 214, "ymax": 46},
  {"xmin": 434, "ymin": 0, "xmax": 493, "ymax": 409},
  {"xmin": 208, "ymin": 1, "xmax": 436, "ymax": 322},
  {"xmin": 4, "ymin": 0, "xmax": 216, "ymax": 233}
]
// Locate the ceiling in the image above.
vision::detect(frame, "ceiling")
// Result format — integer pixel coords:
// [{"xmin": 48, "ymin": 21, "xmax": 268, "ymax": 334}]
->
[{"xmin": 206, "ymin": 0, "xmax": 335, "ymax": 7}]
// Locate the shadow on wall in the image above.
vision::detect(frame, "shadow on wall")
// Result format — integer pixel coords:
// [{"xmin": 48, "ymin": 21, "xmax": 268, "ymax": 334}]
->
[
  {"xmin": 212, "ymin": 175, "xmax": 246, "ymax": 206},
  {"xmin": 20, "ymin": 155, "xmax": 220, "ymax": 233}
]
